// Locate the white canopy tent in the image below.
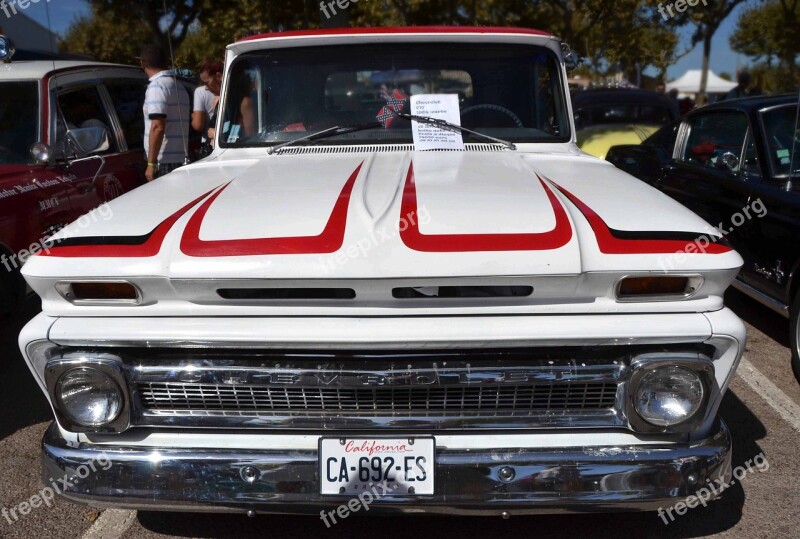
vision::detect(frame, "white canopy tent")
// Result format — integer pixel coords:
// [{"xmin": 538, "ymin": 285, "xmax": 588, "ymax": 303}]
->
[{"xmin": 667, "ymin": 69, "xmax": 738, "ymax": 95}]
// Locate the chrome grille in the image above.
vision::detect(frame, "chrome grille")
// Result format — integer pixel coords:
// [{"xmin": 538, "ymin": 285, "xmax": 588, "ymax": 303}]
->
[
  {"xmin": 120, "ymin": 347, "xmax": 642, "ymax": 429},
  {"xmin": 138, "ymin": 381, "xmax": 618, "ymax": 415}
]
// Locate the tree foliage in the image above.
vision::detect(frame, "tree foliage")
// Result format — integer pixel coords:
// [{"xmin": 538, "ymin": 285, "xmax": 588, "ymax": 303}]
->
[
  {"xmin": 731, "ymin": 1, "xmax": 798, "ymax": 66},
  {"xmin": 59, "ymin": 8, "xmax": 153, "ymax": 64},
  {"xmin": 667, "ymin": 0, "xmax": 749, "ymax": 104},
  {"xmin": 351, "ymin": 1, "xmax": 680, "ymax": 78},
  {"xmin": 730, "ymin": 0, "xmax": 799, "ymax": 92},
  {"xmin": 63, "ymin": 1, "xmax": 694, "ymax": 83},
  {"xmin": 87, "ymin": 0, "xmax": 209, "ymax": 50}
]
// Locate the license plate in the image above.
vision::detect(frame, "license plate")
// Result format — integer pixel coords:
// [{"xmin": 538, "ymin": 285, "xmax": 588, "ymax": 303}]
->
[{"xmin": 319, "ymin": 437, "xmax": 434, "ymax": 496}]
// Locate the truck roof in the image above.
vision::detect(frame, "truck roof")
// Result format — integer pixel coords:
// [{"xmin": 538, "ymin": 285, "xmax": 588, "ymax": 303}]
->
[
  {"xmin": 0, "ymin": 60, "xmax": 139, "ymax": 80},
  {"xmin": 237, "ymin": 26, "xmax": 553, "ymax": 43}
]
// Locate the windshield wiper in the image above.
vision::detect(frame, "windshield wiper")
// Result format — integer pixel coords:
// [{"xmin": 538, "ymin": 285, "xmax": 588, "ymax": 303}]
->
[
  {"xmin": 392, "ymin": 110, "xmax": 517, "ymax": 150},
  {"xmin": 267, "ymin": 122, "xmax": 382, "ymax": 155}
]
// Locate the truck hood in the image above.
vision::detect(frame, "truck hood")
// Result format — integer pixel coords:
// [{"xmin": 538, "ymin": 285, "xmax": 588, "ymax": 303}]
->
[{"xmin": 23, "ymin": 150, "xmax": 742, "ymax": 281}]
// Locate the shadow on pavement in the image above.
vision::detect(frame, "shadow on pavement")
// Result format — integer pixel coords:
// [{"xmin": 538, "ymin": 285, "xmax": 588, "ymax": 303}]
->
[
  {"xmin": 725, "ymin": 288, "xmax": 789, "ymax": 348},
  {"xmin": 136, "ymin": 389, "xmax": 764, "ymax": 539},
  {"xmin": 0, "ymin": 296, "xmax": 51, "ymax": 441}
]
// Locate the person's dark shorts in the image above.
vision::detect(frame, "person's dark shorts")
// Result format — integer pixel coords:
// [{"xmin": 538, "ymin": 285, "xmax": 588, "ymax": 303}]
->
[{"xmin": 157, "ymin": 162, "xmax": 184, "ymax": 178}]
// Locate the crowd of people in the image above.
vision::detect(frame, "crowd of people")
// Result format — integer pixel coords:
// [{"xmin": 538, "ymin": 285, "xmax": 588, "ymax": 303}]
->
[{"xmin": 138, "ymin": 45, "xmax": 224, "ymax": 181}]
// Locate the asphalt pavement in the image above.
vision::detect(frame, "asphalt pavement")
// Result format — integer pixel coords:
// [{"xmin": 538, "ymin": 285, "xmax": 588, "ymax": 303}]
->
[{"xmin": 1, "ymin": 290, "xmax": 798, "ymax": 539}]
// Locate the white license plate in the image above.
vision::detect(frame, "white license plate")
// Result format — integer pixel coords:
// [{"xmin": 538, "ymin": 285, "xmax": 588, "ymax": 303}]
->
[{"xmin": 319, "ymin": 437, "xmax": 434, "ymax": 496}]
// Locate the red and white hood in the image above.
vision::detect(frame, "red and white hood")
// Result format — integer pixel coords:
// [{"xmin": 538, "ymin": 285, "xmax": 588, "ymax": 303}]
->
[{"xmin": 23, "ymin": 149, "xmax": 742, "ymax": 283}]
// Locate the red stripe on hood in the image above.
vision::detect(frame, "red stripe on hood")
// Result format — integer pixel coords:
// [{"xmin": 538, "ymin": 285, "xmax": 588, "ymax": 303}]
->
[
  {"xmin": 399, "ymin": 162, "xmax": 573, "ymax": 252},
  {"xmin": 550, "ymin": 180, "xmax": 732, "ymax": 255},
  {"xmin": 180, "ymin": 163, "xmax": 363, "ymax": 257},
  {"xmin": 40, "ymin": 189, "xmax": 218, "ymax": 258}
]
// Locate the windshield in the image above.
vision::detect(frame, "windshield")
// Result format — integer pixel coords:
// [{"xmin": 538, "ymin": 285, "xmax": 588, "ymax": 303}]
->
[
  {"xmin": 761, "ymin": 104, "xmax": 800, "ymax": 177},
  {"xmin": 220, "ymin": 43, "xmax": 569, "ymax": 148},
  {"xmin": 0, "ymin": 82, "xmax": 39, "ymax": 165}
]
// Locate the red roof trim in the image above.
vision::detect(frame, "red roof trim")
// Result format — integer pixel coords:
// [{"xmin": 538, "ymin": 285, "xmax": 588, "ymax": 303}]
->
[{"xmin": 237, "ymin": 26, "xmax": 551, "ymax": 43}]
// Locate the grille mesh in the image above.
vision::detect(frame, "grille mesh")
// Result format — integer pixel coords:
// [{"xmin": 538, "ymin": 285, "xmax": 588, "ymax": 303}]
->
[
  {"xmin": 138, "ymin": 382, "xmax": 618, "ymax": 415},
  {"xmin": 276, "ymin": 143, "xmax": 506, "ymax": 155}
]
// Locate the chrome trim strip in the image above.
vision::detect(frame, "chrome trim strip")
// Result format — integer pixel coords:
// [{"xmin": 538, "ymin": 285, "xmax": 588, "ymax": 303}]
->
[
  {"xmin": 731, "ymin": 278, "xmax": 790, "ymax": 318},
  {"xmin": 41, "ymin": 420, "xmax": 732, "ymax": 515}
]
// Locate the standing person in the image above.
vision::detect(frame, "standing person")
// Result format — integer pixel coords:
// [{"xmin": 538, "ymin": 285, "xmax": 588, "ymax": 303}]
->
[
  {"xmin": 667, "ymin": 88, "xmax": 680, "ymax": 117},
  {"xmin": 722, "ymin": 71, "xmax": 751, "ymax": 101},
  {"xmin": 139, "ymin": 44, "xmax": 191, "ymax": 181},
  {"xmin": 192, "ymin": 58, "xmax": 223, "ymax": 148}
]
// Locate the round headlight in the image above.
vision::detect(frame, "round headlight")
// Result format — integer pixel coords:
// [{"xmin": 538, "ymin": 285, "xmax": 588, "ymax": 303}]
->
[
  {"xmin": 634, "ymin": 366, "xmax": 704, "ymax": 427},
  {"xmin": 56, "ymin": 368, "xmax": 123, "ymax": 427}
]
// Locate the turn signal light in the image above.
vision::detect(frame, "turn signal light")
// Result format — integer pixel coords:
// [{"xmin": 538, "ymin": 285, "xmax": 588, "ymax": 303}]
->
[
  {"xmin": 616, "ymin": 276, "xmax": 698, "ymax": 301},
  {"xmin": 56, "ymin": 281, "xmax": 141, "ymax": 304}
]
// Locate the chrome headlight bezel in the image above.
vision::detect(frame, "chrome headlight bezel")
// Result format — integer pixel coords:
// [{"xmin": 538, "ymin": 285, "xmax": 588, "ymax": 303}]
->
[
  {"xmin": 0, "ymin": 35, "xmax": 15, "ymax": 63},
  {"xmin": 45, "ymin": 354, "xmax": 130, "ymax": 433},
  {"xmin": 626, "ymin": 354, "xmax": 715, "ymax": 434}
]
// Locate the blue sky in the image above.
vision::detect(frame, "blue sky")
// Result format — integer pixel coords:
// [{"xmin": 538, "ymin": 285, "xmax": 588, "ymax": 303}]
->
[{"xmin": 24, "ymin": 0, "xmax": 754, "ymax": 81}]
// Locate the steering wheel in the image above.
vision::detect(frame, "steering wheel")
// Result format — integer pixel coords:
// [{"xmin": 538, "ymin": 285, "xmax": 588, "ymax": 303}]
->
[{"xmin": 460, "ymin": 104, "xmax": 524, "ymax": 128}]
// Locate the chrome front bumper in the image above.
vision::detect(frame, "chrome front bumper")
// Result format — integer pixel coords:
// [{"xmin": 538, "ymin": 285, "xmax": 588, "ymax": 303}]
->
[{"xmin": 42, "ymin": 421, "xmax": 733, "ymax": 516}]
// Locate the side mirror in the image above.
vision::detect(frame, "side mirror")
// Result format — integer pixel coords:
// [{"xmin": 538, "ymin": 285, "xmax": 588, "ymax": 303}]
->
[
  {"xmin": 66, "ymin": 127, "xmax": 109, "ymax": 158},
  {"xmin": 30, "ymin": 142, "xmax": 52, "ymax": 165},
  {"xmin": 561, "ymin": 43, "xmax": 582, "ymax": 72},
  {"xmin": 718, "ymin": 152, "xmax": 740, "ymax": 173}
]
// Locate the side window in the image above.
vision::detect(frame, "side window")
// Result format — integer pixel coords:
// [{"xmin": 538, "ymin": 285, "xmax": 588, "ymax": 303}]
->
[
  {"xmin": 680, "ymin": 112, "xmax": 749, "ymax": 171},
  {"xmin": 647, "ymin": 122, "xmax": 679, "ymax": 154},
  {"xmin": 55, "ymin": 86, "xmax": 119, "ymax": 156},
  {"xmin": 104, "ymin": 79, "xmax": 147, "ymax": 151}
]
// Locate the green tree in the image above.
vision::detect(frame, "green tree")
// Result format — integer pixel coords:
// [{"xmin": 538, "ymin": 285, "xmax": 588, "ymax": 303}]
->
[
  {"xmin": 352, "ymin": 0, "xmax": 681, "ymax": 81},
  {"xmin": 88, "ymin": 0, "xmax": 211, "ymax": 50},
  {"xmin": 730, "ymin": 0, "xmax": 799, "ymax": 92},
  {"xmin": 60, "ymin": 9, "xmax": 154, "ymax": 64},
  {"xmin": 672, "ymin": 0, "xmax": 749, "ymax": 105}
]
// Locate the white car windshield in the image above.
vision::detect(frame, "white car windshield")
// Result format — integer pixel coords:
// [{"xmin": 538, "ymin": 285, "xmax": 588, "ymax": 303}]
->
[
  {"xmin": 0, "ymin": 81, "xmax": 38, "ymax": 165},
  {"xmin": 220, "ymin": 42, "xmax": 570, "ymax": 148}
]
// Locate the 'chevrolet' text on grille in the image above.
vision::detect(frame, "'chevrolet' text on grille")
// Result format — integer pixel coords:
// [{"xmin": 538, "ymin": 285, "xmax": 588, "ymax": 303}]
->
[{"xmin": 174, "ymin": 367, "xmax": 580, "ymax": 386}]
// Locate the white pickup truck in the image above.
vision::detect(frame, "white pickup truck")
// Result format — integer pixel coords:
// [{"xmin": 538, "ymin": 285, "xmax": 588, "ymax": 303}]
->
[{"xmin": 20, "ymin": 27, "xmax": 745, "ymax": 517}]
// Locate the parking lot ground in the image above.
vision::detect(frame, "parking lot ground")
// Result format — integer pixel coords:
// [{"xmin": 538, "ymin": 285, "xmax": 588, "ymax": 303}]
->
[{"xmin": 1, "ymin": 289, "xmax": 798, "ymax": 539}]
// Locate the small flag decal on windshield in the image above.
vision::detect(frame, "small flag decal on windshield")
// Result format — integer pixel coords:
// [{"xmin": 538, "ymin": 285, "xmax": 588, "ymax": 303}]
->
[{"xmin": 377, "ymin": 86, "xmax": 407, "ymax": 127}]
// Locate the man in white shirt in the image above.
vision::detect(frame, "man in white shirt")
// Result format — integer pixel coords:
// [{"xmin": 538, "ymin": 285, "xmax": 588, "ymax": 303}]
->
[
  {"xmin": 192, "ymin": 59, "xmax": 223, "ymax": 145},
  {"xmin": 139, "ymin": 45, "xmax": 191, "ymax": 181}
]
